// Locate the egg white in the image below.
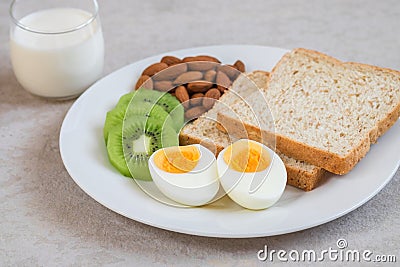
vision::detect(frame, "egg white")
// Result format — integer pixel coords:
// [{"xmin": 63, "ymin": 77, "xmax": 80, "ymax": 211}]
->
[
  {"xmin": 216, "ymin": 139, "xmax": 287, "ymax": 210},
  {"xmin": 149, "ymin": 144, "xmax": 219, "ymax": 206}
]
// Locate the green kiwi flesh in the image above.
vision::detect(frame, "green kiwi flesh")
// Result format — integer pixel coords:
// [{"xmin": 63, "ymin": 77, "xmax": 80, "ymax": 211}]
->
[
  {"xmin": 106, "ymin": 126, "xmax": 130, "ymax": 177},
  {"xmin": 129, "ymin": 89, "xmax": 184, "ymax": 130},
  {"xmin": 106, "ymin": 115, "xmax": 178, "ymax": 180},
  {"xmin": 103, "ymin": 101, "xmax": 170, "ymax": 144}
]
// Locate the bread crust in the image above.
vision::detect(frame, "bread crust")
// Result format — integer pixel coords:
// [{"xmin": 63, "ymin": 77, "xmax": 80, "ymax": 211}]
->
[
  {"xmin": 219, "ymin": 48, "xmax": 400, "ymax": 175},
  {"xmin": 285, "ymin": 164, "xmax": 325, "ymax": 191}
]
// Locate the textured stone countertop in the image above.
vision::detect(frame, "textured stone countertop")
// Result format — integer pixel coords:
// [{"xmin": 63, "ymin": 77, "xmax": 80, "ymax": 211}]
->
[{"xmin": 1, "ymin": 0, "xmax": 399, "ymax": 266}]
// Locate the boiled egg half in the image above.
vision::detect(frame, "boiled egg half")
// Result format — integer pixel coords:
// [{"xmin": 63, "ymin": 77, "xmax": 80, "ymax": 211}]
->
[
  {"xmin": 148, "ymin": 144, "xmax": 219, "ymax": 206},
  {"xmin": 217, "ymin": 139, "xmax": 287, "ymax": 210}
]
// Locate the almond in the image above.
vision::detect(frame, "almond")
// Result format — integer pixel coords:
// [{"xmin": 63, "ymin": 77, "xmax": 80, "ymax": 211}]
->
[
  {"xmin": 154, "ymin": 80, "xmax": 173, "ymax": 92},
  {"xmin": 202, "ymin": 88, "xmax": 221, "ymax": 110},
  {"xmin": 175, "ymin": 85, "xmax": 190, "ymax": 108},
  {"xmin": 135, "ymin": 75, "xmax": 153, "ymax": 90},
  {"xmin": 142, "ymin": 62, "xmax": 168, "ymax": 77},
  {"xmin": 161, "ymin": 55, "xmax": 182, "ymax": 66},
  {"xmin": 182, "ymin": 55, "xmax": 221, "ymax": 63},
  {"xmin": 234, "ymin": 60, "xmax": 246, "ymax": 72},
  {"xmin": 152, "ymin": 63, "xmax": 187, "ymax": 81},
  {"xmin": 203, "ymin": 101, "xmax": 214, "ymax": 111},
  {"xmin": 187, "ymin": 61, "xmax": 216, "ymax": 71},
  {"xmin": 218, "ymin": 64, "xmax": 239, "ymax": 80},
  {"xmin": 205, "ymin": 88, "xmax": 221, "ymax": 99},
  {"xmin": 187, "ymin": 81, "xmax": 213, "ymax": 93},
  {"xmin": 204, "ymin": 70, "xmax": 217, "ymax": 82},
  {"xmin": 190, "ymin": 93, "xmax": 204, "ymax": 106},
  {"xmin": 185, "ymin": 106, "xmax": 206, "ymax": 120},
  {"xmin": 216, "ymin": 71, "xmax": 231, "ymax": 92},
  {"xmin": 173, "ymin": 71, "xmax": 203, "ymax": 85}
]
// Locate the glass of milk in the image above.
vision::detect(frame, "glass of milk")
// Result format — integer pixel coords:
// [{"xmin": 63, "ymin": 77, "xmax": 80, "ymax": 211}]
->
[{"xmin": 9, "ymin": 0, "xmax": 104, "ymax": 99}]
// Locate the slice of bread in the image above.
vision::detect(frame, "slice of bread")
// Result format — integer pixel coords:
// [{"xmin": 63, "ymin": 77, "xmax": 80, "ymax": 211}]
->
[
  {"xmin": 180, "ymin": 71, "xmax": 325, "ymax": 191},
  {"xmin": 217, "ymin": 48, "xmax": 400, "ymax": 174}
]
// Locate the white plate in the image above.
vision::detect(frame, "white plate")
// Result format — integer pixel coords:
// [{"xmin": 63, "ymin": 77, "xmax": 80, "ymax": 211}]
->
[{"xmin": 60, "ymin": 45, "xmax": 400, "ymax": 238}]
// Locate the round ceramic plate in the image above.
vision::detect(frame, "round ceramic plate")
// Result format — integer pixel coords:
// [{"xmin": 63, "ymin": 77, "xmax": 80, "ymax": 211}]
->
[{"xmin": 59, "ymin": 45, "xmax": 400, "ymax": 238}]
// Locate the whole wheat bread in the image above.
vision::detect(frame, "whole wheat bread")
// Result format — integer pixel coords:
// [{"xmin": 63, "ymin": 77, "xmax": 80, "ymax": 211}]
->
[
  {"xmin": 180, "ymin": 71, "xmax": 325, "ymax": 191},
  {"xmin": 217, "ymin": 48, "xmax": 400, "ymax": 174}
]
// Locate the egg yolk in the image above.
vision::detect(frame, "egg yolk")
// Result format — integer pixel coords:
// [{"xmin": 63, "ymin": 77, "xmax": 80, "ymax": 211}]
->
[
  {"xmin": 154, "ymin": 146, "xmax": 200, "ymax": 173},
  {"xmin": 223, "ymin": 141, "xmax": 271, "ymax": 172}
]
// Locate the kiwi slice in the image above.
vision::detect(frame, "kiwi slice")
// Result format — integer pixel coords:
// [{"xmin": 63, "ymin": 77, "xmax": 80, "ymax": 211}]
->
[
  {"xmin": 115, "ymin": 91, "xmax": 135, "ymax": 110},
  {"xmin": 126, "ymin": 101, "xmax": 178, "ymax": 132},
  {"xmin": 111, "ymin": 89, "xmax": 184, "ymax": 131},
  {"xmin": 106, "ymin": 115, "xmax": 178, "ymax": 180},
  {"xmin": 104, "ymin": 107, "xmax": 126, "ymax": 144},
  {"xmin": 106, "ymin": 125, "xmax": 131, "ymax": 177},
  {"xmin": 103, "ymin": 102, "xmax": 171, "ymax": 144},
  {"xmin": 129, "ymin": 89, "xmax": 184, "ymax": 131}
]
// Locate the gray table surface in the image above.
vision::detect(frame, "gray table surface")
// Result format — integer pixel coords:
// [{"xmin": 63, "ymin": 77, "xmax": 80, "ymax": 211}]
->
[{"xmin": 1, "ymin": 0, "xmax": 399, "ymax": 266}]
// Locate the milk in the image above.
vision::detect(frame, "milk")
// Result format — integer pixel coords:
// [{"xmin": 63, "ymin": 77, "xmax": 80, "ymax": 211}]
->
[{"xmin": 10, "ymin": 8, "xmax": 104, "ymax": 98}]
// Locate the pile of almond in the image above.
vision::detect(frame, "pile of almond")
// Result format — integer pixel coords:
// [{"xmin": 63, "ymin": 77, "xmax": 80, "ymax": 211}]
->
[{"xmin": 134, "ymin": 55, "xmax": 245, "ymax": 120}]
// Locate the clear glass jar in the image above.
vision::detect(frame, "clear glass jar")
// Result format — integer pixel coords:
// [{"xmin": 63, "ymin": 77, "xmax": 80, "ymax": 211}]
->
[{"xmin": 9, "ymin": 0, "xmax": 104, "ymax": 100}]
